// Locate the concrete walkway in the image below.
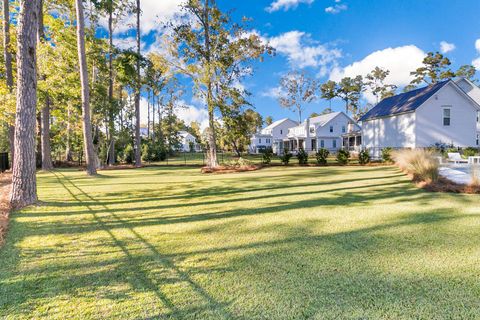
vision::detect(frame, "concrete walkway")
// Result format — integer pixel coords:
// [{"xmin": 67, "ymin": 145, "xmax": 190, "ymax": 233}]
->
[{"xmin": 439, "ymin": 166, "xmax": 472, "ymax": 185}]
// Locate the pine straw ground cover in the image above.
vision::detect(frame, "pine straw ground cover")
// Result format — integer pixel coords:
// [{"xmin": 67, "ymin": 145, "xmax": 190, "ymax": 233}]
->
[
  {"xmin": 0, "ymin": 172, "xmax": 12, "ymax": 245},
  {"xmin": 0, "ymin": 166, "xmax": 479, "ymax": 319}
]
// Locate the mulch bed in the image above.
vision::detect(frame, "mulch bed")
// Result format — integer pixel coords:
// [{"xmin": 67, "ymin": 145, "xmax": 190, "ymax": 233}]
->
[
  {"xmin": 418, "ymin": 177, "xmax": 480, "ymax": 194},
  {"xmin": 0, "ymin": 172, "xmax": 12, "ymax": 246},
  {"xmin": 201, "ymin": 165, "xmax": 263, "ymax": 174}
]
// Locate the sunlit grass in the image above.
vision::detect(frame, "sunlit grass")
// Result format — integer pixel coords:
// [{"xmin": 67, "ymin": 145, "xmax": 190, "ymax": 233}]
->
[{"xmin": 0, "ymin": 166, "xmax": 479, "ymax": 319}]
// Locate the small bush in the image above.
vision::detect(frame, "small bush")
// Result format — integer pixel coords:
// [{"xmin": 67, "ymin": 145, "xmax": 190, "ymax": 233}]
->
[
  {"xmin": 297, "ymin": 148, "xmax": 308, "ymax": 165},
  {"xmin": 262, "ymin": 147, "xmax": 273, "ymax": 165},
  {"xmin": 358, "ymin": 149, "xmax": 370, "ymax": 165},
  {"xmin": 392, "ymin": 149, "xmax": 439, "ymax": 183},
  {"xmin": 315, "ymin": 148, "xmax": 329, "ymax": 165},
  {"xmin": 336, "ymin": 149, "xmax": 350, "ymax": 165},
  {"xmin": 123, "ymin": 144, "xmax": 134, "ymax": 164},
  {"xmin": 280, "ymin": 149, "xmax": 293, "ymax": 165},
  {"xmin": 381, "ymin": 147, "xmax": 393, "ymax": 163},
  {"xmin": 225, "ymin": 157, "xmax": 253, "ymax": 168},
  {"xmin": 462, "ymin": 147, "xmax": 478, "ymax": 158}
]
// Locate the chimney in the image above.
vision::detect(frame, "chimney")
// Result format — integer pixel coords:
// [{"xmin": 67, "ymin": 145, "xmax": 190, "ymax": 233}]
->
[{"xmin": 305, "ymin": 118, "xmax": 310, "ymax": 138}]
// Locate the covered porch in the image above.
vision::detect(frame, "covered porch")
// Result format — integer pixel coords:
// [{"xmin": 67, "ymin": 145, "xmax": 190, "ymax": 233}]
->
[{"xmin": 342, "ymin": 131, "xmax": 362, "ymax": 153}]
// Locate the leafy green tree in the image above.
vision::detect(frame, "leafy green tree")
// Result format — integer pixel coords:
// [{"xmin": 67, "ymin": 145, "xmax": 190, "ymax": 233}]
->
[
  {"xmin": 172, "ymin": 0, "xmax": 270, "ymax": 168},
  {"xmin": 278, "ymin": 70, "xmax": 317, "ymax": 123},
  {"xmin": 265, "ymin": 116, "xmax": 273, "ymax": 126},
  {"xmin": 365, "ymin": 67, "xmax": 397, "ymax": 104},
  {"xmin": 455, "ymin": 65, "xmax": 477, "ymax": 83},
  {"xmin": 320, "ymin": 80, "xmax": 337, "ymax": 109},
  {"xmin": 410, "ymin": 52, "xmax": 455, "ymax": 85},
  {"xmin": 336, "ymin": 75, "xmax": 364, "ymax": 116}
]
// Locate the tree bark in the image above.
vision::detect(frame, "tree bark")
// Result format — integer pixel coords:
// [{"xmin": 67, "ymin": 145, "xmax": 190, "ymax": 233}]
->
[
  {"xmin": 10, "ymin": 0, "xmax": 40, "ymax": 209},
  {"xmin": 204, "ymin": 0, "xmax": 218, "ymax": 168},
  {"xmin": 3, "ymin": 0, "xmax": 14, "ymax": 166},
  {"xmin": 107, "ymin": 3, "xmax": 115, "ymax": 166},
  {"xmin": 65, "ymin": 105, "xmax": 73, "ymax": 161},
  {"xmin": 36, "ymin": 112, "xmax": 42, "ymax": 168},
  {"xmin": 37, "ymin": 0, "xmax": 53, "ymax": 170},
  {"xmin": 75, "ymin": 0, "xmax": 97, "ymax": 176},
  {"xmin": 134, "ymin": 0, "xmax": 142, "ymax": 167},
  {"xmin": 41, "ymin": 96, "xmax": 53, "ymax": 170}
]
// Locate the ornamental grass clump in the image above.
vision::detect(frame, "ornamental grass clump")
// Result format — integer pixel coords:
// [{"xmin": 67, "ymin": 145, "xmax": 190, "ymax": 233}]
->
[{"xmin": 392, "ymin": 149, "xmax": 439, "ymax": 183}]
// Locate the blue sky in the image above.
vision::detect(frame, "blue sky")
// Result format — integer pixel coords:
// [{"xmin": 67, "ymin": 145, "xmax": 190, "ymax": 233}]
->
[{"xmin": 110, "ymin": 0, "xmax": 480, "ymax": 127}]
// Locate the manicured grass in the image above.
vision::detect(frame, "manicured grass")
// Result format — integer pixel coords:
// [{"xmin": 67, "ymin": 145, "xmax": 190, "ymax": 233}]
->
[{"xmin": 0, "ymin": 166, "xmax": 479, "ymax": 319}]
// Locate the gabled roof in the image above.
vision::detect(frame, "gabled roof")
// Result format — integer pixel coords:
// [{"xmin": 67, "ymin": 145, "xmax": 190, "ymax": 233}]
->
[
  {"xmin": 263, "ymin": 118, "xmax": 296, "ymax": 131},
  {"xmin": 359, "ymin": 80, "xmax": 450, "ymax": 122},
  {"xmin": 309, "ymin": 111, "xmax": 343, "ymax": 126}
]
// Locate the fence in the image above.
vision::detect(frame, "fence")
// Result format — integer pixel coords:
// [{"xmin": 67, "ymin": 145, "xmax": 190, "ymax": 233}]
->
[{"xmin": 0, "ymin": 153, "xmax": 9, "ymax": 173}]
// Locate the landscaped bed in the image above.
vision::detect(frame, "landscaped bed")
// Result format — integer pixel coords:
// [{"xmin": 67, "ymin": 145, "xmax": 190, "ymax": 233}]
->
[{"xmin": 0, "ymin": 166, "xmax": 479, "ymax": 319}]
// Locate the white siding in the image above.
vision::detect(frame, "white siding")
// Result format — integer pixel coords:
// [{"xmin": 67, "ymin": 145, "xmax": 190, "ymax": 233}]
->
[
  {"xmin": 415, "ymin": 83, "xmax": 478, "ymax": 147},
  {"xmin": 362, "ymin": 112, "xmax": 416, "ymax": 150}
]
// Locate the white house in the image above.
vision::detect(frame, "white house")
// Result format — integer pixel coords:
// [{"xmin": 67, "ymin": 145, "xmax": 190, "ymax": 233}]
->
[
  {"xmin": 178, "ymin": 131, "xmax": 201, "ymax": 152},
  {"xmin": 249, "ymin": 118, "xmax": 298, "ymax": 154},
  {"xmin": 359, "ymin": 79, "xmax": 480, "ymax": 157},
  {"xmin": 284, "ymin": 112, "xmax": 361, "ymax": 153}
]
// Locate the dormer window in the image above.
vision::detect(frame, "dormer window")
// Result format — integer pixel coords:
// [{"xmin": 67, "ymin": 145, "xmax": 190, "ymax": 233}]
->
[{"xmin": 309, "ymin": 127, "xmax": 315, "ymax": 134}]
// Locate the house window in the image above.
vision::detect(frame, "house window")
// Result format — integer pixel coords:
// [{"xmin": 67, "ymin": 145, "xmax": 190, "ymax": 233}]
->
[
  {"xmin": 333, "ymin": 140, "xmax": 337, "ymax": 148},
  {"xmin": 477, "ymin": 112, "xmax": 480, "ymax": 123},
  {"xmin": 266, "ymin": 139, "xmax": 271, "ymax": 144},
  {"xmin": 280, "ymin": 130, "xmax": 283, "ymax": 134},
  {"xmin": 330, "ymin": 126, "xmax": 334, "ymax": 133},
  {"xmin": 309, "ymin": 127, "xmax": 315, "ymax": 134},
  {"xmin": 311, "ymin": 139, "xmax": 317, "ymax": 150},
  {"xmin": 320, "ymin": 140, "xmax": 325, "ymax": 148},
  {"xmin": 477, "ymin": 134, "xmax": 479, "ymax": 146},
  {"xmin": 259, "ymin": 138, "xmax": 262, "ymax": 143},
  {"xmin": 443, "ymin": 108, "xmax": 451, "ymax": 126},
  {"xmin": 342, "ymin": 126, "xmax": 346, "ymax": 133}
]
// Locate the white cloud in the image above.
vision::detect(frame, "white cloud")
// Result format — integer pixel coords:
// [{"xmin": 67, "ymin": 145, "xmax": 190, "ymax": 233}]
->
[
  {"xmin": 473, "ymin": 39, "xmax": 480, "ymax": 70},
  {"xmin": 140, "ymin": 97, "xmax": 209, "ymax": 130},
  {"xmin": 325, "ymin": 4, "xmax": 348, "ymax": 14},
  {"xmin": 330, "ymin": 45, "xmax": 426, "ymax": 103},
  {"xmin": 268, "ymin": 31, "xmax": 342, "ymax": 70},
  {"xmin": 261, "ymin": 86, "xmax": 284, "ymax": 99},
  {"xmin": 100, "ymin": 0, "xmax": 186, "ymax": 36},
  {"xmin": 265, "ymin": 0, "xmax": 314, "ymax": 13},
  {"xmin": 440, "ymin": 41, "xmax": 455, "ymax": 54}
]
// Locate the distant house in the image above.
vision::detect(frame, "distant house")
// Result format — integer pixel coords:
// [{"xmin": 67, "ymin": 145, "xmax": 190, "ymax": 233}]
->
[
  {"xmin": 284, "ymin": 112, "xmax": 361, "ymax": 153},
  {"xmin": 359, "ymin": 79, "xmax": 480, "ymax": 157},
  {"xmin": 249, "ymin": 118, "xmax": 298, "ymax": 154},
  {"xmin": 178, "ymin": 131, "xmax": 202, "ymax": 152}
]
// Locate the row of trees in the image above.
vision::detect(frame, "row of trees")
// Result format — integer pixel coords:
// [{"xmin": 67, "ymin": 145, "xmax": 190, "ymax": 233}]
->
[
  {"xmin": 1, "ymin": 0, "xmax": 271, "ymax": 208},
  {"xmin": 277, "ymin": 52, "xmax": 477, "ymax": 122}
]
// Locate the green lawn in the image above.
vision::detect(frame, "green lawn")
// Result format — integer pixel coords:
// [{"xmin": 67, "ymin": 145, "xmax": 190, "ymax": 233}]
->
[{"xmin": 0, "ymin": 166, "xmax": 479, "ymax": 319}]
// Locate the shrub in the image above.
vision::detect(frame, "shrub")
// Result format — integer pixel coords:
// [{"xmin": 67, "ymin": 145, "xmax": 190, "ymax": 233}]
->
[
  {"xmin": 381, "ymin": 147, "xmax": 393, "ymax": 163},
  {"xmin": 280, "ymin": 149, "xmax": 293, "ymax": 165},
  {"xmin": 262, "ymin": 147, "xmax": 273, "ymax": 165},
  {"xmin": 358, "ymin": 149, "xmax": 370, "ymax": 165},
  {"xmin": 315, "ymin": 148, "xmax": 329, "ymax": 165},
  {"xmin": 336, "ymin": 149, "xmax": 350, "ymax": 165},
  {"xmin": 392, "ymin": 149, "xmax": 439, "ymax": 183},
  {"xmin": 142, "ymin": 141, "xmax": 167, "ymax": 162},
  {"xmin": 225, "ymin": 157, "xmax": 253, "ymax": 168},
  {"xmin": 123, "ymin": 144, "xmax": 134, "ymax": 164},
  {"xmin": 462, "ymin": 147, "xmax": 478, "ymax": 158},
  {"xmin": 297, "ymin": 148, "xmax": 308, "ymax": 165}
]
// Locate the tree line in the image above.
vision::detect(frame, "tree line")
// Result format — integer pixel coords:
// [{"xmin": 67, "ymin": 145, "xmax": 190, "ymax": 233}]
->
[
  {"xmin": 276, "ymin": 52, "xmax": 477, "ymax": 122},
  {"xmin": 0, "ymin": 0, "xmax": 270, "ymax": 208}
]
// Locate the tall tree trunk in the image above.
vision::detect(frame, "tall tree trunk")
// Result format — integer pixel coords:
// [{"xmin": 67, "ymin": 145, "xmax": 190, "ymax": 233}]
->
[
  {"xmin": 204, "ymin": 0, "xmax": 218, "ymax": 168},
  {"xmin": 37, "ymin": 0, "xmax": 53, "ymax": 170},
  {"xmin": 147, "ymin": 89, "xmax": 150, "ymax": 138},
  {"xmin": 65, "ymin": 105, "xmax": 73, "ymax": 161},
  {"xmin": 41, "ymin": 96, "xmax": 53, "ymax": 170},
  {"xmin": 10, "ymin": 0, "xmax": 40, "ymax": 209},
  {"xmin": 134, "ymin": 0, "xmax": 142, "ymax": 167},
  {"xmin": 3, "ymin": 0, "xmax": 14, "ymax": 166},
  {"xmin": 75, "ymin": 0, "xmax": 97, "ymax": 176},
  {"xmin": 152, "ymin": 93, "xmax": 155, "ymax": 140},
  {"xmin": 36, "ymin": 112, "xmax": 42, "ymax": 168},
  {"xmin": 107, "ymin": 3, "xmax": 115, "ymax": 165}
]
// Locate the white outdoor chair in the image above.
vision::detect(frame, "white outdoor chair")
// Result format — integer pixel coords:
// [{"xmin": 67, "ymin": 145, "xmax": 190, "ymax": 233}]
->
[{"xmin": 447, "ymin": 153, "xmax": 468, "ymax": 164}]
